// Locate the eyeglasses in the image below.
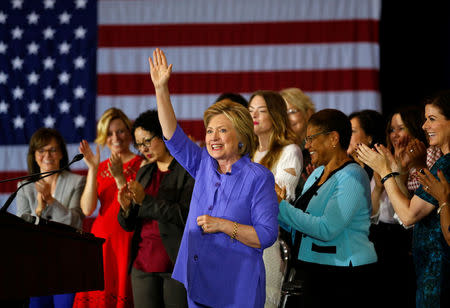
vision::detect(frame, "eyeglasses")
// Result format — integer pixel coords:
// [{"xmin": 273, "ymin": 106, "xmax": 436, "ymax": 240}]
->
[
  {"xmin": 304, "ymin": 131, "xmax": 331, "ymax": 144},
  {"xmin": 287, "ymin": 108, "xmax": 300, "ymax": 115},
  {"xmin": 36, "ymin": 147, "xmax": 60, "ymax": 156},
  {"xmin": 134, "ymin": 135, "xmax": 157, "ymax": 149}
]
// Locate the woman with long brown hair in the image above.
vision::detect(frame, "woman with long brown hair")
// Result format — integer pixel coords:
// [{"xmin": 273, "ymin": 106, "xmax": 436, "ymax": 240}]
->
[{"xmin": 249, "ymin": 91, "xmax": 302, "ymax": 307}]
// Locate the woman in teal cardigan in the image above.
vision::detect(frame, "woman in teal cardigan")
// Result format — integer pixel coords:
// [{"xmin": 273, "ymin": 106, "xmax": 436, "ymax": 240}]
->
[{"xmin": 278, "ymin": 109, "xmax": 377, "ymax": 308}]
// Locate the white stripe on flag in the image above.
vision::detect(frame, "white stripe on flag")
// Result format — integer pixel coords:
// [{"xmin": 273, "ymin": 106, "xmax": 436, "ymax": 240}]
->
[
  {"xmin": 97, "ymin": 91, "xmax": 381, "ymax": 121},
  {"xmin": 99, "ymin": 0, "xmax": 381, "ymax": 25},
  {"xmin": 98, "ymin": 43, "xmax": 379, "ymax": 74}
]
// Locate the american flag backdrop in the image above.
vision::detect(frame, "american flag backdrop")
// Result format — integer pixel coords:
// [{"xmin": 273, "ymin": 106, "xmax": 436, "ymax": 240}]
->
[{"xmin": 0, "ymin": 0, "xmax": 381, "ymax": 214}]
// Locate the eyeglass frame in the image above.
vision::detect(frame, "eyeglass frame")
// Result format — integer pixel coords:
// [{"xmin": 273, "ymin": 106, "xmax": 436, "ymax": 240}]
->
[
  {"xmin": 287, "ymin": 108, "xmax": 300, "ymax": 115},
  {"xmin": 304, "ymin": 131, "xmax": 331, "ymax": 144},
  {"xmin": 36, "ymin": 147, "xmax": 60, "ymax": 156},
  {"xmin": 134, "ymin": 134, "xmax": 158, "ymax": 149}
]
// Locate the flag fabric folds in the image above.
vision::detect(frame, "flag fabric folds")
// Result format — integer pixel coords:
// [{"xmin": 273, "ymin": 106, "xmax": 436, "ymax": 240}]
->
[{"xmin": 0, "ymin": 0, "xmax": 381, "ymax": 212}]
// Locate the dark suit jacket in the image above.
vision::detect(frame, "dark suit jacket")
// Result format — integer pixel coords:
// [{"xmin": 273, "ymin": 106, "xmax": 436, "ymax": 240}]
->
[{"xmin": 118, "ymin": 158, "xmax": 194, "ymax": 273}]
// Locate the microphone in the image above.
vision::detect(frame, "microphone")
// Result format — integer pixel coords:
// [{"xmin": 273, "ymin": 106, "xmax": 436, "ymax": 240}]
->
[
  {"xmin": 20, "ymin": 213, "xmax": 78, "ymax": 233},
  {"xmin": 0, "ymin": 154, "xmax": 84, "ymax": 213},
  {"xmin": 0, "ymin": 153, "xmax": 84, "ymax": 184}
]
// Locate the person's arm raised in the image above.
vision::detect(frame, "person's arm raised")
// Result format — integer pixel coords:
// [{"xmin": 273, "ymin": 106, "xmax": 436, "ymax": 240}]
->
[{"xmin": 149, "ymin": 48, "xmax": 177, "ymax": 140}]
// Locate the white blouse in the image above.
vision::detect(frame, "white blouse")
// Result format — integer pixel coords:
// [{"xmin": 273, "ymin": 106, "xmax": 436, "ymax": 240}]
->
[{"xmin": 254, "ymin": 143, "xmax": 303, "ymax": 202}]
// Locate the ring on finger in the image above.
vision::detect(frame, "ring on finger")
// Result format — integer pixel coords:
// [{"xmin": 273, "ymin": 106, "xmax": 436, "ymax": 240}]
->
[{"xmin": 410, "ymin": 149, "xmax": 414, "ymax": 153}]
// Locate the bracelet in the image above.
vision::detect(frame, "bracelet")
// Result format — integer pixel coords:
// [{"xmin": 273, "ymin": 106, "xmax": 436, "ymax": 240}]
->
[
  {"xmin": 437, "ymin": 202, "xmax": 448, "ymax": 215},
  {"xmin": 381, "ymin": 172, "xmax": 400, "ymax": 185},
  {"xmin": 231, "ymin": 221, "xmax": 238, "ymax": 241}
]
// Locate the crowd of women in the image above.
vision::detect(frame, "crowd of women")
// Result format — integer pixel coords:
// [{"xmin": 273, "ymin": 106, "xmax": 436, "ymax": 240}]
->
[{"xmin": 16, "ymin": 48, "xmax": 449, "ymax": 308}]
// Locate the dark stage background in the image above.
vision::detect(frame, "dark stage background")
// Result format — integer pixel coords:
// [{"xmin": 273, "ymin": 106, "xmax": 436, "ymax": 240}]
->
[{"xmin": 380, "ymin": 1, "xmax": 450, "ymax": 117}]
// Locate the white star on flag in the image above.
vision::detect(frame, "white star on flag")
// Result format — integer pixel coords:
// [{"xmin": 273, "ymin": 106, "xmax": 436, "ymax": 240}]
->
[
  {"xmin": 0, "ymin": 42, "xmax": 7, "ymax": 53},
  {"xmin": 27, "ymin": 42, "xmax": 39, "ymax": 55},
  {"xmin": 0, "ymin": 72, "xmax": 8, "ymax": 84},
  {"xmin": 43, "ymin": 86, "xmax": 56, "ymax": 100},
  {"xmin": 44, "ymin": 0, "xmax": 55, "ymax": 9},
  {"xmin": 74, "ymin": 56, "xmax": 86, "ymax": 69},
  {"xmin": 13, "ymin": 116, "xmax": 25, "ymax": 129},
  {"xmin": 43, "ymin": 115, "xmax": 56, "ymax": 128},
  {"xmin": 43, "ymin": 57, "xmax": 55, "ymax": 70},
  {"xmin": 58, "ymin": 101, "xmax": 71, "ymax": 113},
  {"xmin": 28, "ymin": 101, "xmax": 40, "ymax": 114},
  {"xmin": 43, "ymin": 27, "xmax": 55, "ymax": 39},
  {"xmin": 58, "ymin": 41, "xmax": 71, "ymax": 54},
  {"xmin": 74, "ymin": 115, "xmax": 86, "ymax": 128},
  {"xmin": 0, "ymin": 101, "xmax": 9, "ymax": 113},
  {"xmin": 74, "ymin": 26, "xmax": 86, "ymax": 39},
  {"xmin": 27, "ymin": 71, "xmax": 39, "ymax": 85},
  {"xmin": 73, "ymin": 86, "xmax": 85, "ymax": 99},
  {"xmin": 12, "ymin": 0, "xmax": 24, "ymax": 10},
  {"xmin": 12, "ymin": 86, "xmax": 24, "ymax": 99},
  {"xmin": 0, "ymin": 12, "xmax": 7, "ymax": 23},
  {"xmin": 75, "ymin": 0, "xmax": 88, "ymax": 9},
  {"xmin": 11, "ymin": 57, "xmax": 23, "ymax": 69},
  {"xmin": 58, "ymin": 71, "xmax": 70, "ymax": 84},
  {"xmin": 59, "ymin": 11, "xmax": 71, "ymax": 24},
  {"xmin": 27, "ymin": 12, "xmax": 39, "ymax": 24},
  {"xmin": 11, "ymin": 27, "xmax": 23, "ymax": 39},
  {"xmin": 0, "ymin": 42, "xmax": 7, "ymax": 54}
]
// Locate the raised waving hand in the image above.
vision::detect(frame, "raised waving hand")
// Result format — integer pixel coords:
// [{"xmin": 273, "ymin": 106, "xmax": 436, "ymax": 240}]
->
[
  {"xmin": 149, "ymin": 48, "xmax": 172, "ymax": 89},
  {"xmin": 148, "ymin": 48, "xmax": 177, "ymax": 139}
]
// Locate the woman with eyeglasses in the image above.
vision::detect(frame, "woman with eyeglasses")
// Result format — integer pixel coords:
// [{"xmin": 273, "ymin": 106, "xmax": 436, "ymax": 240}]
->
[
  {"xmin": 117, "ymin": 110, "xmax": 194, "ymax": 308},
  {"xmin": 17, "ymin": 128, "xmax": 86, "ymax": 308},
  {"xmin": 74, "ymin": 108, "xmax": 142, "ymax": 308},
  {"xmin": 277, "ymin": 109, "xmax": 377, "ymax": 308},
  {"xmin": 248, "ymin": 91, "xmax": 302, "ymax": 307},
  {"xmin": 280, "ymin": 87, "xmax": 316, "ymax": 199}
]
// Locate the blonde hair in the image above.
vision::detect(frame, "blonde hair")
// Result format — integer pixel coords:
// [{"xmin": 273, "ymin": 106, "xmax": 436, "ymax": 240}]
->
[
  {"xmin": 95, "ymin": 108, "xmax": 132, "ymax": 146},
  {"xmin": 249, "ymin": 90, "xmax": 297, "ymax": 171},
  {"xmin": 204, "ymin": 101, "xmax": 257, "ymax": 157},
  {"xmin": 280, "ymin": 87, "xmax": 315, "ymax": 114}
]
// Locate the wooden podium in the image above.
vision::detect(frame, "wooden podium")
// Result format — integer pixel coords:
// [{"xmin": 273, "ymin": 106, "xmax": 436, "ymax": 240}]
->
[{"xmin": 0, "ymin": 212, "xmax": 105, "ymax": 300}]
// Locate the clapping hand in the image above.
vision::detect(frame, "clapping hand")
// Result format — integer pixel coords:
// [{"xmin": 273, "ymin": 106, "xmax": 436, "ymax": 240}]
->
[
  {"xmin": 356, "ymin": 144, "xmax": 391, "ymax": 176},
  {"xmin": 108, "ymin": 152, "xmax": 123, "ymax": 178},
  {"xmin": 118, "ymin": 185, "xmax": 133, "ymax": 211},
  {"xmin": 127, "ymin": 181, "xmax": 146, "ymax": 205},
  {"xmin": 417, "ymin": 169, "xmax": 449, "ymax": 203},
  {"xmin": 79, "ymin": 140, "xmax": 100, "ymax": 170}
]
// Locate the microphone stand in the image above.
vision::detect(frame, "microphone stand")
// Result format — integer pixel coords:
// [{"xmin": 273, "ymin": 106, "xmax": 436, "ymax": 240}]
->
[
  {"xmin": 0, "ymin": 154, "xmax": 84, "ymax": 213},
  {"xmin": 0, "ymin": 154, "xmax": 84, "ymax": 184}
]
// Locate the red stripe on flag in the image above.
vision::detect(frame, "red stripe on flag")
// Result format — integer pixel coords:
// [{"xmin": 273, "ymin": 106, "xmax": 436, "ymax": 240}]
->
[
  {"xmin": 179, "ymin": 120, "xmax": 205, "ymax": 143},
  {"xmin": 98, "ymin": 20, "xmax": 379, "ymax": 47},
  {"xmin": 98, "ymin": 69, "xmax": 379, "ymax": 95}
]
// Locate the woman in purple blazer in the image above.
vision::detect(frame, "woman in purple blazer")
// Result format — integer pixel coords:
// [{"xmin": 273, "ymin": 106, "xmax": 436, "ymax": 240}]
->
[{"xmin": 148, "ymin": 48, "xmax": 279, "ymax": 307}]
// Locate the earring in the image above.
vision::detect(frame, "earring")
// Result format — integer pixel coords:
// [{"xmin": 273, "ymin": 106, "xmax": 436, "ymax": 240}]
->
[{"xmin": 238, "ymin": 142, "xmax": 243, "ymax": 149}]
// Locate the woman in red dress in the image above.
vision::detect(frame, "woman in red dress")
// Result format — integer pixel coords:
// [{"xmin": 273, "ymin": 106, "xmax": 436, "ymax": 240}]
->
[{"xmin": 73, "ymin": 108, "xmax": 143, "ymax": 308}]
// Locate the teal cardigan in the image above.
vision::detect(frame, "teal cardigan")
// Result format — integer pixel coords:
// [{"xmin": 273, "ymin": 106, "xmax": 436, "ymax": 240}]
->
[{"xmin": 278, "ymin": 163, "xmax": 377, "ymax": 266}]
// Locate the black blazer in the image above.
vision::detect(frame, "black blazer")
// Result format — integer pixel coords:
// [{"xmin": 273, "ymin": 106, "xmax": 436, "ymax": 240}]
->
[{"xmin": 118, "ymin": 158, "xmax": 194, "ymax": 273}]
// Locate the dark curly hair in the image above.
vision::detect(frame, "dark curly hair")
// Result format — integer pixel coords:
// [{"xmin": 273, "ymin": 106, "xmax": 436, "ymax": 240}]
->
[{"xmin": 131, "ymin": 110, "xmax": 163, "ymax": 144}]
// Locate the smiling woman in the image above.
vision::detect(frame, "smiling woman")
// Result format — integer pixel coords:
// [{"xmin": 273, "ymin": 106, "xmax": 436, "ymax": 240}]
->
[
  {"xmin": 356, "ymin": 91, "xmax": 450, "ymax": 307},
  {"xmin": 148, "ymin": 48, "xmax": 278, "ymax": 307},
  {"xmin": 16, "ymin": 128, "xmax": 86, "ymax": 308},
  {"xmin": 74, "ymin": 108, "xmax": 143, "ymax": 308},
  {"xmin": 278, "ymin": 109, "xmax": 377, "ymax": 308}
]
